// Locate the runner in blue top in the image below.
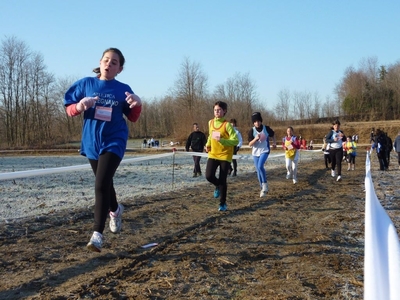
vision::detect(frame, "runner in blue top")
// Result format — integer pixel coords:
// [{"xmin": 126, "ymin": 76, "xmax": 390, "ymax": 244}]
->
[{"xmin": 64, "ymin": 48, "xmax": 142, "ymax": 252}]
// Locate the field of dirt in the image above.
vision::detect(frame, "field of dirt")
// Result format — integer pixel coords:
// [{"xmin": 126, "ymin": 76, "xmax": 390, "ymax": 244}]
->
[{"xmin": 0, "ymin": 150, "xmax": 378, "ymax": 300}]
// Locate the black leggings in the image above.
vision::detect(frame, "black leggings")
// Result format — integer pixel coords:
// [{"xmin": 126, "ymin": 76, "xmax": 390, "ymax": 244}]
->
[
  {"xmin": 329, "ymin": 148, "xmax": 343, "ymax": 176},
  {"xmin": 89, "ymin": 152, "xmax": 122, "ymax": 233},
  {"xmin": 205, "ymin": 158, "xmax": 230, "ymax": 206},
  {"xmin": 324, "ymin": 153, "xmax": 331, "ymax": 168}
]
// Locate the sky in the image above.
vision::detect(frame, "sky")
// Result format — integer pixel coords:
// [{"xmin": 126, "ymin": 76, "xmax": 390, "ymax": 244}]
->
[{"xmin": 2, "ymin": 0, "xmax": 399, "ymax": 109}]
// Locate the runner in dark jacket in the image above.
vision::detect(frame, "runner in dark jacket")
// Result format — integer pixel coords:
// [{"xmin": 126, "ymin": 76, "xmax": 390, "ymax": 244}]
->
[{"xmin": 185, "ymin": 123, "xmax": 207, "ymax": 177}]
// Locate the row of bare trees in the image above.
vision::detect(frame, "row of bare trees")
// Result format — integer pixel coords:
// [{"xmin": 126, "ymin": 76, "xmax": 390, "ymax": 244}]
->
[
  {"xmin": 1, "ymin": 36, "xmax": 399, "ymax": 148},
  {"xmin": 335, "ymin": 57, "xmax": 400, "ymax": 121}
]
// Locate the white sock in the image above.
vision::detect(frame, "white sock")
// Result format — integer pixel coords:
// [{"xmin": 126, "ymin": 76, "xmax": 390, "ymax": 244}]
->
[{"xmin": 110, "ymin": 206, "xmax": 119, "ymax": 217}]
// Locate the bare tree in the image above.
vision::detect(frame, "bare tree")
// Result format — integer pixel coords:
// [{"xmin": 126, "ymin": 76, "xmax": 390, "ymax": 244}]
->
[
  {"xmin": 171, "ymin": 57, "xmax": 208, "ymax": 116},
  {"xmin": 310, "ymin": 92, "xmax": 321, "ymax": 120},
  {"xmin": 0, "ymin": 36, "xmax": 31, "ymax": 146},
  {"xmin": 273, "ymin": 88, "xmax": 291, "ymax": 121},
  {"xmin": 302, "ymin": 91, "xmax": 313, "ymax": 120},
  {"xmin": 321, "ymin": 95, "xmax": 338, "ymax": 118},
  {"xmin": 0, "ymin": 36, "xmax": 60, "ymax": 147},
  {"xmin": 292, "ymin": 91, "xmax": 305, "ymax": 120},
  {"xmin": 212, "ymin": 72, "xmax": 258, "ymax": 130}
]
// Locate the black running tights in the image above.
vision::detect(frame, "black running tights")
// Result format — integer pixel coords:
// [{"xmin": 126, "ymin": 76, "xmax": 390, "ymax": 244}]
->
[
  {"xmin": 89, "ymin": 152, "xmax": 121, "ymax": 234},
  {"xmin": 205, "ymin": 158, "xmax": 230, "ymax": 205}
]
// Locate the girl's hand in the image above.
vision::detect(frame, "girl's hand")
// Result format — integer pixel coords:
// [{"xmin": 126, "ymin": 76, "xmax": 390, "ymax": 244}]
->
[
  {"xmin": 77, "ymin": 96, "xmax": 99, "ymax": 112},
  {"xmin": 125, "ymin": 92, "xmax": 142, "ymax": 108}
]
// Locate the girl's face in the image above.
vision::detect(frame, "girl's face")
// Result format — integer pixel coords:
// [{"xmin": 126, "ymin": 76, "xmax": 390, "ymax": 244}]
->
[
  {"xmin": 253, "ymin": 120, "xmax": 262, "ymax": 127},
  {"xmin": 213, "ymin": 105, "xmax": 225, "ymax": 118},
  {"xmin": 333, "ymin": 124, "xmax": 340, "ymax": 131},
  {"xmin": 99, "ymin": 51, "xmax": 123, "ymax": 80},
  {"xmin": 287, "ymin": 128, "xmax": 293, "ymax": 136}
]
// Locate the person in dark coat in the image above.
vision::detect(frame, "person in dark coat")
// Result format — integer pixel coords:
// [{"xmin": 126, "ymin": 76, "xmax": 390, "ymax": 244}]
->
[{"xmin": 185, "ymin": 123, "xmax": 207, "ymax": 177}]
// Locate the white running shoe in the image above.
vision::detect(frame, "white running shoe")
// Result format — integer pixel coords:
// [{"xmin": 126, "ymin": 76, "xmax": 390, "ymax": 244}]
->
[
  {"xmin": 260, "ymin": 183, "xmax": 268, "ymax": 197},
  {"xmin": 331, "ymin": 170, "xmax": 336, "ymax": 177},
  {"xmin": 109, "ymin": 204, "xmax": 124, "ymax": 233},
  {"xmin": 286, "ymin": 172, "xmax": 291, "ymax": 179},
  {"xmin": 293, "ymin": 179, "xmax": 297, "ymax": 184},
  {"xmin": 87, "ymin": 231, "xmax": 103, "ymax": 252},
  {"xmin": 336, "ymin": 175, "xmax": 342, "ymax": 182}
]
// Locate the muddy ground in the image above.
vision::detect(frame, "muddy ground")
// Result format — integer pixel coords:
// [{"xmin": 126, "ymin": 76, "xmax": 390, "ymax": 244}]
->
[{"xmin": 0, "ymin": 151, "xmax": 385, "ymax": 299}]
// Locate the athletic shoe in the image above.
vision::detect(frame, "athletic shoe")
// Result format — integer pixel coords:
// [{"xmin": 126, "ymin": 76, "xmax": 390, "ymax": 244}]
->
[
  {"xmin": 87, "ymin": 232, "xmax": 103, "ymax": 252},
  {"xmin": 260, "ymin": 183, "xmax": 268, "ymax": 197},
  {"xmin": 213, "ymin": 187, "xmax": 220, "ymax": 198},
  {"xmin": 193, "ymin": 172, "xmax": 198, "ymax": 177},
  {"xmin": 293, "ymin": 179, "xmax": 297, "ymax": 184},
  {"xmin": 336, "ymin": 175, "xmax": 342, "ymax": 182},
  {"xmin": 109, "ymin": 203, "xmax": 124, "ymax": 233},
  {"xmin": 218, "ymin": 204, "xmax": 227, "ymax": 211},
  {"xmin": 262, "ymin": 182, "xmax": 268, "ymax": 192},
  {"xmin": 347, "ymin": 167, "xmax": 350, "ymax": 171},
  {"xmin": 331, "ymin": 170, "xmax": 336, "ymax": 177},
  {"xmin": 232, "ymin": 171, "xmax": 237, "ymax": 177},
  {"xmin": 286, "ymin": 172, "xmax": 291, "ymax": 179}
]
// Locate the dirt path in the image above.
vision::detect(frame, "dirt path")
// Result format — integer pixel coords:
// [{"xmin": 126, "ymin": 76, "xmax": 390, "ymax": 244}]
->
[{"xmin": 0, "ymin": 153, "xmax": 368, "ymax": 299}]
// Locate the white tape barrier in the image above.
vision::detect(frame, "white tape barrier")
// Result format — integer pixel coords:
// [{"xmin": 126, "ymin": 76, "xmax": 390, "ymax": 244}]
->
[
  {"xmin": 364, "ymin": 152, "xmax": 400, "ymax": 299},
  {"xmin": 0, "ymin": 149, "xmax": 317, "ymax": 181},
  {"xmin": 0, "ymin": 152, "xmax": 173, "ymax": 181}
]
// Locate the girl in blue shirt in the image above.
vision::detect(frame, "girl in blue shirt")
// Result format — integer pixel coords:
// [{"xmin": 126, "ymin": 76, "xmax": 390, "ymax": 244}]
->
[{"xmin": 64, "ymin": 48, "xmax": 142, "ymax": 252}]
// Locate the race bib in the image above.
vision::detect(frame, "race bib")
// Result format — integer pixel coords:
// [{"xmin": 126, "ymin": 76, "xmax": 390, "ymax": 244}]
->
[
  {"xmin": 212, "ymin": 131, "xmax": 220, "ymax": 140},
  {"xmin": 94, "ymin": 106, "xmax": 112, "ymax": 122},
  {"xmin": 259, "ymin": 132, "xmax": 266, "ymax": 142}
]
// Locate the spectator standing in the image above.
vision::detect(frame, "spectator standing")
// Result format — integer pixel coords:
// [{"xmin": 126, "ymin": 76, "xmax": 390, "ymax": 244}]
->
[
  {"xmin": 64, "ymin": 47, "xmax": 142, "ymax": 252},
  {"xmin": 326, "ymin": 119, "xmax": 346, "ymax": 182},
  {"xmin": 282, "ymin": 126, "xmax": 301, "ymax": 184},
  {"xmin": 248, "ymin": 112, "xmax": 277, "ymax": 197},
  {"xmin": 371, "ymin": 129, "xmax": 388, "ymax": 171},
  {"xmin": 228, "ymin": 118, "xmax": 243, "ymax": 177},
  {"xmin": 205, "ymin": 101, "xmax": 239, "ymax": 211},
  {"xmin": 393, "ymin": 131, "xmax": 400, "ymax": 170},
  {"xmin": 185, "ymin": 123, "xmax": 207, "ymax": 177}
]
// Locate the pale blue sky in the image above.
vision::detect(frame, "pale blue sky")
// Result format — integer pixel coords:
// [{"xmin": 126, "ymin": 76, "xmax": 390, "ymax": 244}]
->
[{"xmin": 2, "ymin": 0, "xmax": 399, "ymax": 108}]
